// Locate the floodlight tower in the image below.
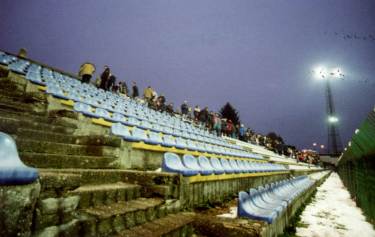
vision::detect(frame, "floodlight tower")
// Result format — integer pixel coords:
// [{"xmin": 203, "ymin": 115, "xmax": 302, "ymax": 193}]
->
[{"xmin": 313, "ymin": 66, "xmax": 343, "ymax": 155}]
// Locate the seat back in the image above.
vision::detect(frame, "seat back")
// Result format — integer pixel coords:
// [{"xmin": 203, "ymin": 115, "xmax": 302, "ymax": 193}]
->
[
  {"xmin": 197, "ymin": 156, "xmax": 214, "ymax": 171},
  {"xmin": 0, "ymin": 132, "xmax": 39, "ymax": 184},
  {"xmin": 182, "ymin": 154, "xmax": 201, "ymax": 170}
]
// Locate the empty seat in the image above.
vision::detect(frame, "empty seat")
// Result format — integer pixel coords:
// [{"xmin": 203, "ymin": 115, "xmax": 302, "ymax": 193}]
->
[
  {"xmin": 209, "ymin": 157, "xmax": 225, "ymax": 175},
  {"xmin": 237, "ymin": 191, "xmax": 277, "ymax": 224},
  {"xmin": 74, "ymin": 102, "xmax": 97, "ymax": 117},
  {"xmin": 111, "ymin": 123, "xmax": 139, "ymax": 142},
  {"xmin": 182, "ymin": 154, "xmax": 211, "ymax": 175},
  {"xmin": 0, "ymin": 132, "xmax": 39, "ymax": 184},
  {"xmin": 197, "ymin": 156, "xmax": 214, "ymax": 174},
  {"xmin": 162, "ymin": 135, "xmax": 177, "ymax": 147},
  {"xmin": 132, "ymin": 127, "xmax": 148, "ymax": 142},
  {"xmin": 228, "ymin": 159, "xmax": 242, "ymax": 173},
  {"xmin": 175, "ymin": 137, "xmax": 188, "ymax": 149},
  {"xmin": 220, "ymin": 159, "xmax": 235, "ymax": 174},
  {"xmin": 248, "ymin": 189, "xmax": 284, "ymax": 215},
  {"xmin": 162, "ymin": 152, "xmax": 199, "ymax": 176},
  {"xmin": 147, "ymin": 131, "xmax": 163, "ymax": 145}
]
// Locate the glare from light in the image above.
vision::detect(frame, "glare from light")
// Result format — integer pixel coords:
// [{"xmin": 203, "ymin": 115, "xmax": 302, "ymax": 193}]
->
[
  {"xmin": 328, "ymin": 116, "xmax": 339, "ymax": 123},
  {"xmin": 355, "ymin": 129, "xmax": 360, "ymax": 134},
  {"xmin": 313, "ymin": 66, "xmax": 327, "ymax": 80},
  {"xmin": 320, "ymin": 145, "xmax": 325, "ymax": 149},
  {"xmin": 330, "ymin": 68, "xmax": 343, "ymax": 78},
  {"xmin": 348, "ymin": 141, "xmax": 351, "ymax": 147},
  {"xmin": 313, "ymin": 142, "xmax": 317, "ymax": 146}
]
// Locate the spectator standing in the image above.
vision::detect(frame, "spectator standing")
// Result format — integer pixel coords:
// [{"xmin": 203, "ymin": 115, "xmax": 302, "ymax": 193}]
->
[
  {"xmin": 118, "ymin": 81, "xmax": 128, "ymax": 95},
  {"xmin": 143, "ymin": 86, "xmax": 154, "ymax": 104},
  {"xmin": 166, "ymin": 103, "xmax": 174, "ymax": 114},
  {"xmin": 226, "ymin": 119, "xmax": 234, "ymax": 137},
  {"xmin": 99, "ymin": 66, "xmax": 111, "ymax": 90},
  {"xmin": 79, "ymin": 62, "xmax": 96, "ymax": 84},
  {"xmin": 239, "ymin": 124, "xmax": 245, "ymax": 141},
  {"xmin": 213, "ymin": 113, "xmax": 222, "ymax": 136},
  {"xmin": 199, "ymin": 107, "xmax": 209, "ymax": 127},
  {"xmin": 132, "ymin": 81, "xmax": 139, "ymax": 98},
  {"xmin": 193, "ymin": 105, "xmax": 201, "ymax": 121},
  {"xmin": 107, "ymin": 75, "xmax": 116, "ymax": 91},
  {"xmin": 181, "ymin": 101, "xmax": 189, "ymax": 117},
  {"xmin": 156, "ymin": 94, "xmax": 166, "ymax": 111}
]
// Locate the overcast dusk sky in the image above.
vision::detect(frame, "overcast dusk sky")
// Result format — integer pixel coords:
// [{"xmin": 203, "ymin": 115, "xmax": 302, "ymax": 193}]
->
[{"xmin": 1, "ymin": 0, "xmax": 374, "ymax": 149}]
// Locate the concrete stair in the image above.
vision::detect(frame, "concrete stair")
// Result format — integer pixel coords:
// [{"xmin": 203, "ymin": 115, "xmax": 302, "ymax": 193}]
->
[
  {"xmin": 118, "ymin": 212, "xmax": 196, "ymax": 237},
  {"xmin": 68, "ymin": 182, "xmax": 142, "ymax": 208},
  {"xmin": 20, "ymin": 152, "xmax": 118, "ymax": 169}
]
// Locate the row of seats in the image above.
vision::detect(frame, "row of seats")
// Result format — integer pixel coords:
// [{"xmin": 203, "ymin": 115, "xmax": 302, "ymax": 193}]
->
[
  {"xmin": 162, "ymin": 152, "xmax": 287, "ymax": 176},
  {"xmin": 111, "ymin": 123, "xmax": 260, "ymax": 158},
  {"xmin": 237, "ymin": 176, "xmax": 314, "ymax": 223},
  {"xmin": 0, "ymin": 132, "xmax": 39, "ymax": 185}
]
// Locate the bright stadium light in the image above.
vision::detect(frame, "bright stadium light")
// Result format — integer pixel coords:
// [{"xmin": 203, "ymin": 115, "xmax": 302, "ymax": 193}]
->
[
  {"xmin": 313, "ymin": 66, "xmax": 327, "ymax": 79},
  {"xmin": 330, "ymin": 68, "xmax": 344, "ymax": 79},
  {"xmin": 313, "ymin": 142, "xmax": 317, "ymax": 146},
  {"xmin": 328, "ymin": 116, "xmax": 339, "ymax": 123}
]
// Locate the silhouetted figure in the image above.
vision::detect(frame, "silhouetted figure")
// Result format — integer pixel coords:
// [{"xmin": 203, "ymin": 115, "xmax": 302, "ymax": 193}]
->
[
  {"xmin": 99, "ymin": 66, "xmax": 111, "ymax": 90},
  {"xmin": 132, "ymin": 81, "xmax": 139, "ymax": 98}
]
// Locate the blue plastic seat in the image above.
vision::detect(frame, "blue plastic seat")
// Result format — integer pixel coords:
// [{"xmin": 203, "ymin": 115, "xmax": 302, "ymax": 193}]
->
[
  {"xmin": 175, "ymin": 137, "xmax": 188, "ymax": 149},
  {"xmin": 146, "ymin": 131, "xmax": 163, "ymax": 145},
  {"xmin": 182, "ymin": 154, "xmax": 209, "ymax": 175},
  {"xmin": 220, "ymin": 159, "xmax": 234, "ymax": 174},
  {"xmin": 111, "ymin": 123, "xmax": 131, "ymax": 138},
  {"xmin": 229, "ymin": 159, "xmax": 242, "ymax": 173},
  {"xmin": 162, "ymin": 152, "xmax": 199, "ymax": 176},
  {"xmin": 74, "ymin": 102, "xmax": 97, "ymax": 117},
  {"xmin": 132, "ymin": 127, "xmax": 148, "ymax": 142},
  {"xmin": 237, "ymin": 191, "xmax": 277, "ymax": 224},
  {"xmin": 111, "ymin": 113, "xmax": 127, "ymax": 124},
  {"xmin": 0, "ymin": 132, "xmax": 39, "ymax": 185},
  {"xmin": 162, "ymin": 135, "xmax": 177, "ymax": 147},
  {"xmin": 126, "ymin": 117, "xmax": 141, "ymax": 127},
  {"xmin": 94, "ymin": 108, "xmax": 112, "ymax": 120},
  {"xmin": 209, "ymin": 157, "xmax": 225, "ymax": 175},
  {"xmin": 197, "ymin": 156, "xmax": 215, "ymax": 175},
  {"xmin": 248, "ymin": 189, "xmax": 284, "ymax": 215},
  {"xmin": 186, "ymin": 140, "xmax": 198, "ymax": 151}
]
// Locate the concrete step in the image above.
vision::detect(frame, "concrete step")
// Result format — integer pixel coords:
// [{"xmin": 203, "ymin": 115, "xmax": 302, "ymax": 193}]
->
[
  {"xmin": 0, "ymin": 117, "xmax": 76, "ymax": 135},
  {"xmin": 118, "ymin": 212, "xmax": 196, "ymax": 237},
  {"xmin": 81, "ymin": 198, "xmax": 165, "ymax": 236},
  {"xmin": 20, "ymin": 152, "xmax": 118, "ymax": 169},
  {"xmin": 38, "ymin": 168, "xmax": 179, "ymax": 186},
  {"xmin": 0, "ymin": 97, "xmax": 44, "ymax": 113},
  {"xmin": 68, "ymin": 182, "xmax": 142, "ymax": 208},
  {"xmin": 0, "ymin": 108, "xmax": 78, "ymax": 129},
  {"xmin": 17, "ymin": 128, "xmax": 121, "ymax": 147},
  {"xmin": 16, "ymin": 139, "xmax": 120, "ymax": 157}
]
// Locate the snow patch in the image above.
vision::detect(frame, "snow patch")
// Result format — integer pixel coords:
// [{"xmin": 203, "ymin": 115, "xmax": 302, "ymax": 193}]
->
[{"xmin": 296, "ymin": 172, "xmax": 375, "ymax": 237}]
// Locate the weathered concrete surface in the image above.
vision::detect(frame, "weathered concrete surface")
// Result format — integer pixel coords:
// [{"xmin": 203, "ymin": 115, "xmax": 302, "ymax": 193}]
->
[{"xmin": 0, "ymin": 181, "xmax": 41, "ymax": 237}]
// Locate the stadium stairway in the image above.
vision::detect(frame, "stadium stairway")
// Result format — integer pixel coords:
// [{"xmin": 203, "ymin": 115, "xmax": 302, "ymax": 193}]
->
[{"xmin": 0, "ymin": 67, "xmax": 196, "ymax": 236}]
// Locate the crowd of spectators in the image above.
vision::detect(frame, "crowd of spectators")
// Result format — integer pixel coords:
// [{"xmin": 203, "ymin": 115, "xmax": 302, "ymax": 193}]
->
[{"xmin": 78, "ymin": 63, "xmax": 310, "ymax": 163}]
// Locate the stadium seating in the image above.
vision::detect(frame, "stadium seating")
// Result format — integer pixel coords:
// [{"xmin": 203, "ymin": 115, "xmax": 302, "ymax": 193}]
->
[
  {"xmin": 0, "ymin": 132, "xmax": 39, "ymax": 185},
  {"xmin": 162, "ymin": 152, "xmax": 287, "ymax": 176},
  {"xmin": 0, "ymin": 50, "xmax": 296, "ymax": 165},
  {"xmin": 237, "ymin": 176, "xmax": 314, "ymax": 223}
]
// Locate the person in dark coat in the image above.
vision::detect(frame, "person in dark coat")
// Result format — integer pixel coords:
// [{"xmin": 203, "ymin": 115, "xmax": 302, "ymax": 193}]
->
[
  {"xmin": 99, "ymin": 66, "xmax": 110, "ymax": 90},
  {"xmin": 181, "ymin": 101, "xmax": 189, "ymax": 117},
  {"xmin": 132, "ymin": 81, "xmax": 139, "ymax": 98},
  {"xmin": 107, "ymin": 75, "xmax": 116, "ymax": 91}
]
